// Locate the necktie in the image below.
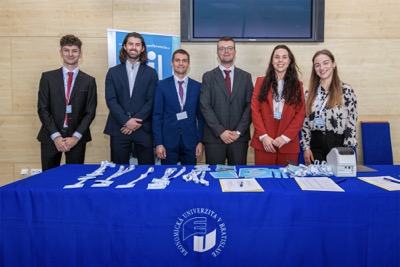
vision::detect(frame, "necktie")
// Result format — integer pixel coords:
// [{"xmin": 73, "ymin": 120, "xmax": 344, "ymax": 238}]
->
[
  {"xmin": 178, "ymin": 80, "xmax": 184, "ymax": 110},
  {"xmin": 223, "ymin": 70, "xmax": 231, "ymax": 95},
  {"xmin": 64, "ymin": 72, "xmax": 73, "ymax": 127}
]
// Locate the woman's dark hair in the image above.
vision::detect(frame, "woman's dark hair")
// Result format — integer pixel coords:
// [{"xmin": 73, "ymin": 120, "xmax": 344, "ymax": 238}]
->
[{"xmin": 258, "ymin": 45, "xmax": 302, "ymax": 106}]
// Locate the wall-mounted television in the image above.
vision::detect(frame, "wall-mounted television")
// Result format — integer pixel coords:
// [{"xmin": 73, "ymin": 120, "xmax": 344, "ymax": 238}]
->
[{"xmin": 181, "ymin": 0, "xmax": 325, "ymax": 42}]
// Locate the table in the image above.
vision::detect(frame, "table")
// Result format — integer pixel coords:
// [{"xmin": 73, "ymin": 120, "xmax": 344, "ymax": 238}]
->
[{"xmin": 1, "ymin": 164, "xmax": 400, "ymax": 267}]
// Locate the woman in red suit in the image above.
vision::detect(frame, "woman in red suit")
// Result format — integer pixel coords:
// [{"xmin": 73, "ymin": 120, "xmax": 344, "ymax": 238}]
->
[{"xmin": 250, "ymin": 45, "xmax": 305, "ymax": 165}]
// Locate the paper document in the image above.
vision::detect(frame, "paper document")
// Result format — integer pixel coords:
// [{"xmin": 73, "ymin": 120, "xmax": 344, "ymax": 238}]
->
[
  {"xmin": 238, "ymin": 168, "xmax": 273, "ymax": 178},
  {"xmin": 220, "ymin": 178, "xmax": 264, "ymax": 192},
  {"xmin": 215, "ymin": 164, "xmax": 237, "ymax": 172},
  {"xmin": 210, "ymin": 171, "xmax": 238, "ymax": 179},
  {"xmin": 358, "ymin": 176, "xmax": 400, "ymax": 191},
  {"xmin": 294, "ymin": 177, "xmax": 344, "ymax": 192}
]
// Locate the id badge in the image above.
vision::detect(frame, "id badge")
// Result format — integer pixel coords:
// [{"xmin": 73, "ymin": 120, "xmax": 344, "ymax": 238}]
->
[
  {"xmin": 273, "ymin": 111, "xmax": 282, "ymax": 120},
  {"xmin": 176, "ymin": 111, "xmax": 188, "ymax": 121},
  {"xmin": 314, "ymin": 118, "xmax": 325, "ymax": 126},
  {"xmin": 66, "ymin": 105, "xmax": 72, "ymax": 114}
]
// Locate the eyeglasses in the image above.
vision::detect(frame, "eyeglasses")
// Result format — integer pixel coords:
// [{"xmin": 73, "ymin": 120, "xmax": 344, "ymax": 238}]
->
[{"xmin": 218, "ymin": 46, "xmax": 235, "ymax": 52}]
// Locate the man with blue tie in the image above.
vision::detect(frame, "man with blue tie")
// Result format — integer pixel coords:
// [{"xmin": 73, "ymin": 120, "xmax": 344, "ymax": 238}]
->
[{"xmin": 152, "ymin": 49, "xmax": 204, "ymax": 165}]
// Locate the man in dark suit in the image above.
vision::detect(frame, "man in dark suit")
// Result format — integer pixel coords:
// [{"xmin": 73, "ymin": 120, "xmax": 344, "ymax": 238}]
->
[
  {"xmin": 104, "ymin": 32, "xmax": 158, "ymax": 165},
  {"xmin": 200, "ymin": 36, "xmax": 254, "ymax": 165},
  {"xmin": 37, "ymin": 34, "xmax": 97, "ymax": 171},
  {"xmin": 152, "ymin": 49, "xmax": 204, "ymax": 165}
]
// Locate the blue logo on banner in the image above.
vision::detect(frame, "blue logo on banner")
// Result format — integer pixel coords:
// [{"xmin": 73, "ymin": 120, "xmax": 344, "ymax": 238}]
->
[{"xmin": 108, "ymin": 29, "xmax": 180, "ymax": 80}]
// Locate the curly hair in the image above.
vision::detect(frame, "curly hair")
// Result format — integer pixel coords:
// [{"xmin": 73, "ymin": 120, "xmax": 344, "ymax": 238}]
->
[{"xmin": 59, "ymin": 34, "xmax": 82, "ymax": 50}]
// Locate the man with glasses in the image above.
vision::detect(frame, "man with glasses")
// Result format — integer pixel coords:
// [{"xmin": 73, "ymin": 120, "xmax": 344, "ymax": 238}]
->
[{"xmin": 200, "ymin": 36, "xmax": 253, "ymax": 165}]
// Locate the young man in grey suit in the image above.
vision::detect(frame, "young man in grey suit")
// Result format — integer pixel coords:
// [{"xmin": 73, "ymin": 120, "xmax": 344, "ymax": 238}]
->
[
  {"xmin": 104, "ymin": 32, "xmax": 158, "ymax": 165},
  {"xmin": 37, "ymin": 34, "xmax": 97, "ymax": 171},
  {"xmin": 200, "ymin": 36, "xmax": 254, "ymax": 165}
]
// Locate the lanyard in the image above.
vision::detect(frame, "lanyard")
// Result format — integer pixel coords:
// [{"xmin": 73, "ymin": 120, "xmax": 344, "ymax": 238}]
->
[
  {"xmin": 316, "ymin": 84, "xmax": 328, "ymax": 116},
  {"xmin": 274, "ymin": 79, "xmax": 284, "ymax": 111}
]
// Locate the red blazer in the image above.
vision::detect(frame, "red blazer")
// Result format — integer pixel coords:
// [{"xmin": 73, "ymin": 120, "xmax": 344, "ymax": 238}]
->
[{"xmin": 250, "ymin": 76, "xmax": 305, "ymax": 153}]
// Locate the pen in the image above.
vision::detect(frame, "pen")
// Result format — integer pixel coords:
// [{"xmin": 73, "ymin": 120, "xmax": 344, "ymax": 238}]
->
[
  {"xmin": 335, "ymin": 178, "xmax": 347, "ymax": 184},
  {"xmin": 383, "ymin": 177, "xmax": 400, "ymax": 184},
  {"xmin": 240, "ymin": 181, "xmax": 243, "ymax": 187}
]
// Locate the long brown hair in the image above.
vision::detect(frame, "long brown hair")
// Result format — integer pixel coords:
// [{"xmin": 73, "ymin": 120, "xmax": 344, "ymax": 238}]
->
[
  {"xmin": 306, "ymin": 49, "xmax": 342, "ymax": 115},
  {"xmin": 258, "ymin": 45, "xmax": 302, "ymax": 106},
  {"xmin": 119, "ymin": 32, "xmax": 148, "ymax": 64}
]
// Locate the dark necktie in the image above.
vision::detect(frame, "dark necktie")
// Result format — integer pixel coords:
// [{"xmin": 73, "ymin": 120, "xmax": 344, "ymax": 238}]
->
[
  {"xmin": 224, "ymin": 70, "xmax": 231, "ymax": 95},
  {"xmin": 178, "ymin": 80, "xmax": 184, "ymax": 110},
  {"xmin": 64, "ymin": 72, "xmax": 73, "ymax": 127}
]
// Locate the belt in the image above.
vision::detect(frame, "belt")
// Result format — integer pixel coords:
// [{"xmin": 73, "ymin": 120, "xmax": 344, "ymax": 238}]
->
[{"xmin": 311, "ymin": 130, "xmax": 343, "ymax": 137}]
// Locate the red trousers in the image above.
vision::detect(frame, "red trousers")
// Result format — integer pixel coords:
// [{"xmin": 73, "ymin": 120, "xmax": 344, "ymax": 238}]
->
[{"xmin": 254, "ymin": 148, "xmax": 298, "ymax": 166}]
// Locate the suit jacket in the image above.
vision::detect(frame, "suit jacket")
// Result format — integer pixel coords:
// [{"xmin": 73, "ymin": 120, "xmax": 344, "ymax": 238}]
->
[
  {"xmin": 152, "ymin": 76, "xmax": 204, "ymax": 149},
  {"xmin": 200, "ymin": 67, "xmax": 253, "ymax": 143},
  {"xmin": 37, "ymin": 68, "xmax": 97, "ymax": 144},
  {"xmin": 250, "ymin": 76, "xmax": 305, "ymax": 153},
  {"xmin": 103, "ymin": 63, "xmax": 158, "ymax": 142}
]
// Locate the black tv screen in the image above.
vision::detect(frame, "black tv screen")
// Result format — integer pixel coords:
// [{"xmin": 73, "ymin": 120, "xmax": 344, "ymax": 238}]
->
[{"xmin": 181, "ymin": 0, "xmax": 325, "ymax": 42}]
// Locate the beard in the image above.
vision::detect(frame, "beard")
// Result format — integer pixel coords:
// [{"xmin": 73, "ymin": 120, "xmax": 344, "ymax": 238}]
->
[
  {"xmin": 127, "ymin": 49, "xmax": 141, "ymax": 60},
  {"xmin": 219, "ymin": 56, "xmax": 234, "ymax": 65},
  {"xmin": 220, "ymin": 59, "xmax": 233, "ymax": 65}
]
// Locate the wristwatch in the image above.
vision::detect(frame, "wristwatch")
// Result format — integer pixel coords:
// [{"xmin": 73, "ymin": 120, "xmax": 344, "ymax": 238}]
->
[{"xmin": 236, "ymin": 131, "xmax": 241, "ymax": 136}]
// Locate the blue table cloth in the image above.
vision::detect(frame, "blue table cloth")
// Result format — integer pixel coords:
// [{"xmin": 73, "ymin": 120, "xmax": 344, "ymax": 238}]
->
[{"xmin": 1, "ymin": 164, "xmax": 400, "ymax": 267}]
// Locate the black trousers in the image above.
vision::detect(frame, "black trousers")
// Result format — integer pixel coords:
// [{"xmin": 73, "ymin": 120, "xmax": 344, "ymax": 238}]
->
[
  {"xmin": 110, "ymin": 135, "xmax": 155, "ymax": 165},
  {"xmin": 310, "ymin": 131, "xmax": 344, "ymax": 162},
  {"xmin": 41, "ymin": 141, "xmax": 86, "ymax": 171}
]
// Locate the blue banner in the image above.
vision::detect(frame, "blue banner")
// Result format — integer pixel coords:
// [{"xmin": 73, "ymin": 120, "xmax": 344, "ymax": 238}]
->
[{"xmin": 107, "ymin": 29, "xmax": 180, "ymax": 80}]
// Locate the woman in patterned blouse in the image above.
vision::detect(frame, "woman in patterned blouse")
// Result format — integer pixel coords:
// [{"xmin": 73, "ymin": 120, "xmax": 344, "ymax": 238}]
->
[{"xmin": 301, "ymin": 49, "xmax": 358, "ymax": 165}]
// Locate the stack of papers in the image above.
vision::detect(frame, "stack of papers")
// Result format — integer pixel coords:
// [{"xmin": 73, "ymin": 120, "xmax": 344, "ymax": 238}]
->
[
  {"xmin": 358, "ymin": 176, "xmax": 400, "ymax": 191},
  {"xmin": 219, "ymin": 178, "xmax": 264, "ymax": 192},
  {"xmin": 294, "ymin": 177, "xmax": 344, "ymax": 192}
]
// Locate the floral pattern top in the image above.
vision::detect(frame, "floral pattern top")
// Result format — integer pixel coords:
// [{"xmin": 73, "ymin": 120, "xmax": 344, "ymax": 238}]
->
[{"xmin": 301, "ymin": 82, "xmax": 358, "ymax": 150}]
